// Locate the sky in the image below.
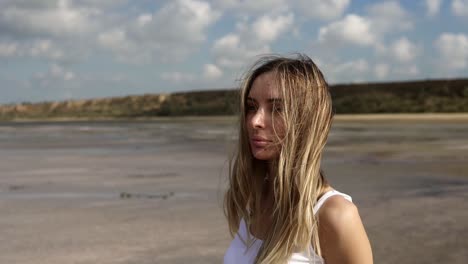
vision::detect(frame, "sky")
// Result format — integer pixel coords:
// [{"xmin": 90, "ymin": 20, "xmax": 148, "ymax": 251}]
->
[{"xmin": 1, "ymin": 0, "xmax": 467, "ymax": 104}]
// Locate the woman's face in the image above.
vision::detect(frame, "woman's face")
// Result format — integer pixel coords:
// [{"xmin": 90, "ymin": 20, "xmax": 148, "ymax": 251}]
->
[{"xmin": 246, "ymin": 71, "xmax": 286, "ymax": 161}]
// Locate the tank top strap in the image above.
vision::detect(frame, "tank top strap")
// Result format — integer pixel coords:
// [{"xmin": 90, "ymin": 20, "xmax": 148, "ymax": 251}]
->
[{"xmin": 313, "ymin": 190, "xmax": 352, "ymax": 215}]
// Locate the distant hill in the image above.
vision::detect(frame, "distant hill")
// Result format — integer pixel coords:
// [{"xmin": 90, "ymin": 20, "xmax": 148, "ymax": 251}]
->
[{"xmin": 1, "ymin": 78, "xmax": 467, "ymax": 121}]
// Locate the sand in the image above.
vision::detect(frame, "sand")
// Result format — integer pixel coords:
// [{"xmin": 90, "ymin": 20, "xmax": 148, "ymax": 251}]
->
[{"xmin": 0, "ymin": 116, "xmax": 467, "ymax": 263}]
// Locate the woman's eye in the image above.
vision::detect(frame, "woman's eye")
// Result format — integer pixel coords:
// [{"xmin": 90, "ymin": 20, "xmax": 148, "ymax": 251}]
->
[
  {"xmin": 273, "ymin": 105, "xmax": 283, "ymax": 113},
  {"xmin": 246, "ymin": 105, "xmax": 257, "ymax": 112}
]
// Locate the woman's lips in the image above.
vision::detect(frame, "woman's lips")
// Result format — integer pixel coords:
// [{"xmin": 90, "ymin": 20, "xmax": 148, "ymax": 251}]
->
[{"xmin": 251, "ymin": 139, "xmax": 271, "ymax": 147}]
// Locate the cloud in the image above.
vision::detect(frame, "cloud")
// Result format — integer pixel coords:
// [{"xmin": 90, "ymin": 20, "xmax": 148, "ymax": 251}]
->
[
  {"xmin": 319, "ymin": 58, "xmax": 370, "ymax": 83},
  {"xmin": 209, "ymin": 0, "xmax": 288, "ymax": 13},
  {"xmin": 393, "ymin": 64, "xmax": 420, "ymax": 77},
  {"xmin": 452, "ymin": 0, "xmax": 468, "ymax": 16},
  {"xmin": 212, "ymin": 13, "xmax": 294, "ymax": 68},
  {"xmin": 0, "ymin": 42, "xmax": 17, "ymax": 57},
  {"xmin": 38, "ymin": 63, "xmax": 75, "ymax": 81},
  {"xmin": 316, "ymin": 1, "xmax": 413, "ymax": 53},
  {"xmin": 372, "ymin": 63, "xmax": 419, "ymax": 80},
  {"xmin": 161, "ymin": 64, "xmax": 223, "ymax": 84},
  {"xmin": 31, "ymin": 63, "xmax": 76, "ymax": 93},
  {"xmin": 0, "ymin": 39, "xmax": 66, "ymax": 60},
  {"xmin": 296, "ymin": 0, "xmax": 351, "ymax": 20},
  {"xmin": 318, "ymin": 14, "xmax": 376, "ymax": 47},
  {"xmin": 389, "ymin": 37, "xmax": 420, "ymax": 63},
  {"xmin": 75, "ymin": 0, "xmax": 130, "ymax": 8},
  {"xmin": 211, "ymin": 0, "xmax": 349, "ymax": 20},
  {"xmin": 29, "ymin": 39, "xmax": 64, "ymax": 59},
  {"xmin": 0, "ymin": 0, "xmax": 108, "ymax": 62},
  {"xmin": 97, "ymin": 29, "xmax": 129, "ymax": 56},
  {"xmin": 434, "ymin": 32, "xmax": 468, "ymax": 70},
  {"xmin": 367, "ymin": 1, "xmax": 413, "ymax": 34},
  {"xmin": 374, "ymin": 63, "xmax": 390, "ymax": 79},
  {"xmin": 334, "ymin": 59, "xmax": 369, "ymax": 73},
  {"xmin": 203, "ymin": 64, "xmax": 223, "ymax": 80},
  {"xmin": 137, "ymin": 13, "xmax": 152, "ymax": 27},
  {"xmin": 314, "ymin": 1, "xmax": 417, "ymax": 81},
  {"xmin": 425, "ymin": 0, "xmax": 443, "ymax": 16},
  {"xmin": 213, "ymin": 34, "xmax": 270, "ymax": 68},
  {"xmin": 52, "ymin": 64, "xmax": 75, "ymax": 81},
  {"xmin": 98, "ymin": 0, "xmax": 221, "ymax": 63},
  {"xmin": 24, "ymin": 63, "xmax": 139, "ymax": 102},
  {"xmin": 252, "ymin": 13, "xmax": 294, "ymax": 42},
  {"xmin": 0, "ymin": 0, "xmax": 100, "ymax": 38}
]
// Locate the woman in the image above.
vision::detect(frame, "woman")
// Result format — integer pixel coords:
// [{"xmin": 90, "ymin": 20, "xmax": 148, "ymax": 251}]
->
[{"xmin": 223, "ymin": 54, "xmax": 373, "ymax": 264}]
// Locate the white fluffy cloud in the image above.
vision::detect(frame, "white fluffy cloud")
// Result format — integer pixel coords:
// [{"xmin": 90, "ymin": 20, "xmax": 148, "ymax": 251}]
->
[
  {"xmin": 97, "ymin": 29, "xmax": 128, "ymax": 55},
  {"xmin": 367, "ymin": 1, "xmax": 413, "ymax": 34},
  {"xmin": 212, "ymin": 13, "xmax": 294, "ymax": 69},
  {"xmin": 98, "ymin": 0, "xmax": 221, "ymax": 63},
  {"xmin": 210, "ymin": 0, "xmax": 349, "ymax": 20},
  {"xmin": 0, "ymin": 0, "xmax": 106, "ymax": 62},
  {"xmin": 425, "ymin": 0, "xmax": 443, "ymax": 16},
  {"xmin": 374, "ymin": 63, "xmax": 390, "ymax": 79},
  {"xmin": 318, "ymin": 14, "xmax": 376, "ymax": 47},
  {"xmin": 212, "ymin": 34, "xmax": 270, "ymax": 68},
  {"xmin": 252, "ymin": 14, "xmax": 294, "ymax": 42},
  {"xmin": 0, "ymin": 42, "xmax": 17, "ymax": 57},
  {"xmin": 316, "ymin": 1, "xmax": 413, "ymax": 54},
  {"xmin": 434, "ymin": 33, "xmax": 468, "ymax": 70},
  {"xmin": 389, "ymin": 37, "xmax": 420, "ymax": 63},
  {"xmin": 203, "ymin": 64, "xmax": 223, "ymax": 80},
  {"xmin": 320, "ymin": 59, "xmax": 370, "ymax": 83},
  {"xmin": 452, "ymin": 0, "xmax": 468, "ymax": 16},
  {"xmin": 296, "ymin": 0, "xmax": 350, "ymax": 20},
  {"xmin": 0, "ymin": 0, "xmax": 100, "ymax": 38},
  {"xmin": 0, "ymin": 39, "xmax": 66, "ymax": 60},
  {"xmin": 29, "ymin": 39, "xmax": 64, "ymax": 59},
  {"xmin": 210, "ymin": 0, "xmax": 288, "ymax": 13},
  {"xmin": 337, "ymin": 59, "xmax": 369, "ymax": 73}
]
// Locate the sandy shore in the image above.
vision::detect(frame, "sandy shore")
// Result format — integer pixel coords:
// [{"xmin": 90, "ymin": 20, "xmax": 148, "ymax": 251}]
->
[{"xmin": 0, "ymin": 118, "xmax": 467, "ymax": 263}]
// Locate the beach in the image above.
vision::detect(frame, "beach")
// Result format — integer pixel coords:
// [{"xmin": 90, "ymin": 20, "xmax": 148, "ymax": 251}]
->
[{"xmin": 0, "ymin": 115, "xmax": 467, "ymax": 263}]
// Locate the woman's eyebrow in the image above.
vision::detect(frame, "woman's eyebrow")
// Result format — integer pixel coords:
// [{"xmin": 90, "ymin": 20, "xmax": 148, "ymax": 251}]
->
[
  {"xmin": 268, "ymin": 98, "xmax": 283, "ymax": 104},
  {"xmin": 247, "ymin": 97, "xmax": 283, "ymax": 103}
]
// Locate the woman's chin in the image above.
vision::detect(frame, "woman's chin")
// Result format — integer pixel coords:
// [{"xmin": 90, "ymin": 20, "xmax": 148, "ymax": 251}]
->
[{"xmin": 252, "ymin": 150, "xmax": 276, "ymax": 161}]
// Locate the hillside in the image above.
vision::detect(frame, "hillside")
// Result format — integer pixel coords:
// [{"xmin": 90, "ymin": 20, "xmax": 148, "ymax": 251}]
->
[{"xmin": 1, "ymin": 78, "xmax": 467, "ymax": 121}]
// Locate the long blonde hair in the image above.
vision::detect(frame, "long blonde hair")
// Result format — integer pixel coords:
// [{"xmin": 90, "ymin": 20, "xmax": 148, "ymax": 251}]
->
[{"xmin": 224, "ymin": 54, "xmax": 334, "ymax": 263}]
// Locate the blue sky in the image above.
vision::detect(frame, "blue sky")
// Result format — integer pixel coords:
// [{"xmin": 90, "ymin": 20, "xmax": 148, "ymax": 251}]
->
[{"xmin": 1, "ymin": 0, "xmax": 467, "ymax": 104}]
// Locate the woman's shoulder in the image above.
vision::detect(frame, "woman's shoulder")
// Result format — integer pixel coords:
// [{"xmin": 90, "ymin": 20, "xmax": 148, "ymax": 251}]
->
[
  {"xmin": 319, "ymin": 189, "xmax": 357, "ymax": 216},
  {"xmin": 317, "ymin": 190, "xmax": 373, "ymax": 263},
  {"xmin": 317, "ymin": 187, "xmax": 359, "ymax": 234},
  {"xmin": 318, "ymin": 194, "xmax": 358, "ymax": 226}
]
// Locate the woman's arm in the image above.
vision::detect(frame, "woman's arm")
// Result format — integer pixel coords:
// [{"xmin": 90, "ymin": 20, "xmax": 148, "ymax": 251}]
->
[{"xmin": 318, "ymin": 196, "xmax": 373, "ymax": 264}]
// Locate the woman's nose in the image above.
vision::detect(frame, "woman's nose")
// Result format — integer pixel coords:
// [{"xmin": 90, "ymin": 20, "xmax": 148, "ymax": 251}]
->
[{"xmin": 252, "ymin": 108, "xmax": 265, "ymax": 128}]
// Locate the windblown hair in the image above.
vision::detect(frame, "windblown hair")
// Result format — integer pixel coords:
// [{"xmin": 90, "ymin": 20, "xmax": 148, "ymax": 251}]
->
[{"xmin": 223, "ymin": 54, "xmax": 334, "ymax": 263}]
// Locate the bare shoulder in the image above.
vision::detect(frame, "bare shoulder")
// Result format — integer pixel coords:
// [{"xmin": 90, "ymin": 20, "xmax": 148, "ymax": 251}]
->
[
  {"xmin": 318, "ymin": 195, "xmax": 358, "ymax": 229},
  {"xmin": 317, "ymin": 195, "xmax": 373, "ymax": 264}
]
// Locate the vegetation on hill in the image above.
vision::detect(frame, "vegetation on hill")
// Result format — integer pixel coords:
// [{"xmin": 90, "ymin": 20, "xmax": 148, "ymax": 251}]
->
[
  {"xmin": 331, "ymin": 79, "xmax": 468, "ymax": 113},
  {"xmin": 1, "ymin": 79, "xmax": 467, "ymax": 121}
]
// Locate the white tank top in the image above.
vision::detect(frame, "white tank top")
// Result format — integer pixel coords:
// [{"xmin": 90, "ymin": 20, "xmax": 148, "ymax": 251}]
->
[{"xmin": 223, "ymin": 190, "xmax": 352, "ymax": 264}]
